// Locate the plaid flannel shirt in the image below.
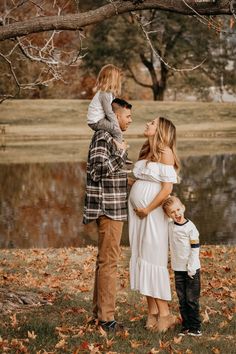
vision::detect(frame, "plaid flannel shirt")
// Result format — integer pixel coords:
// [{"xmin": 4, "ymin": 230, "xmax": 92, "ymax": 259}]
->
[{"xmin": 83, "ymin": 130, "xmax": 128, "ymax": 224}]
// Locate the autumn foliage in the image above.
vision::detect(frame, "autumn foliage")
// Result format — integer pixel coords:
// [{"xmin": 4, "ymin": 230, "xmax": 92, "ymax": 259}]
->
[{"xmin": 0, "ymin": 245, "xmax": 235, "ymax": 353}]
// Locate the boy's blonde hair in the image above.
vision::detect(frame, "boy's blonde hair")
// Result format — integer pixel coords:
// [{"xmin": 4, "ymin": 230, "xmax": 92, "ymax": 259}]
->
[
  {"xmin": 94, "ymin": 64, "xmax": 122, "ymax": 96},
  {"xmin": 162, "ymin": 196, "xmax": 184, "ymax": 215},
  {"xmin": 138, "ymin": 117, "xmax": 180, "ymax": 171}
]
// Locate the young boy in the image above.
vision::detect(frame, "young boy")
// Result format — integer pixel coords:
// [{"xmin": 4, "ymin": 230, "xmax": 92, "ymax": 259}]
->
[{"xmin": 162, "ymin": 196, "xmax": 202, "ymax": 337}]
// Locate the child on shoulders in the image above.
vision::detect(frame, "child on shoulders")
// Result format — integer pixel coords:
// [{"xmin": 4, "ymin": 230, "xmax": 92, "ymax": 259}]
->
[
  {"xmin": 162, "ymin": 196, "xmax": 202, "ymax": 337},
  {"xmin": 87, "ymin": 64, "xmax": 123, "ymax": 143}
]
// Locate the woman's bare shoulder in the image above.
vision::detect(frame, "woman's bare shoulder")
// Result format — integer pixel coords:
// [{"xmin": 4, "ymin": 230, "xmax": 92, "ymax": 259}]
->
[{"xmin": 160, "ymin": 147, "xmax": 174, "ymax": 165}]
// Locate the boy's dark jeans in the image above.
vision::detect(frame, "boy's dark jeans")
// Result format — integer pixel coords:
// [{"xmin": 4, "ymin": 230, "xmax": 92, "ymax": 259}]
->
[{"xmin": 174, "ymin": 269, "xmax": 201, "ymax": 331}]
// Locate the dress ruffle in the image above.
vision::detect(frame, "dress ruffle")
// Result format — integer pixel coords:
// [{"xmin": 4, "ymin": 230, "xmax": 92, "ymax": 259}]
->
[
  {"xmin": 133, "ymin": 160, "xmax": 177, "ymax": 183},
  {"xmin": 130, "ymin": 256, "xmax": 171, "ymax": 300}
]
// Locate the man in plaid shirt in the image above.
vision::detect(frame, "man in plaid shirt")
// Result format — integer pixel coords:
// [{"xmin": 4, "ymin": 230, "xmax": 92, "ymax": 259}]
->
[{"xmin": 83, "ymin": 98, "xmax": 132, "ymax": 332}]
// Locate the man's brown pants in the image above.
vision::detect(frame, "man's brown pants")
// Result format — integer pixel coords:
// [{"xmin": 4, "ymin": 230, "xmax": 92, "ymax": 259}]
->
[{"xmin": 93, "ymin": 215, "xmax": 124, "ymax": 321}]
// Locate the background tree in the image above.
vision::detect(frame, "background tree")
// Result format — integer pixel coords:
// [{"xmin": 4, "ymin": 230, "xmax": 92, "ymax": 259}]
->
[
  {"xmin": 83, "ymin": 10, "xmax": 236, "ymax": 101},
  {"xmin": 0, "ymin": 0, "xmax": 235, "ymax": 101}
]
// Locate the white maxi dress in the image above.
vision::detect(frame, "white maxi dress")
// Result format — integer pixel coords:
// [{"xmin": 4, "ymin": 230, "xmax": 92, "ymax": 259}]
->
[{"xmin": 129, "ymin": 160, "xmax": 177, "ymax": 300}]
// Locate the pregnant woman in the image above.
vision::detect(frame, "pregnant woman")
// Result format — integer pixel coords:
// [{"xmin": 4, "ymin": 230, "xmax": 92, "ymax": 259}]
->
[{"xmin": 129, "ymin": 116, "xmax": 180, "ymax": 332}]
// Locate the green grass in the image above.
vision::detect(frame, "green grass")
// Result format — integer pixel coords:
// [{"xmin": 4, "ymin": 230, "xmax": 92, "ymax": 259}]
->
[
  {"xmin": 0, "ymin": 100, "xmax": 235, "ymax": 163},
  {"xmin": 0, "ymin": 246, "xmax": 235, "ymax": 353}
]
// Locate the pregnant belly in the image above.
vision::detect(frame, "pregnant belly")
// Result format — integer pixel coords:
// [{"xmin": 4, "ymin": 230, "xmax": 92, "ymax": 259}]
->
[{"xmin": 129, "ymin": 180, "xmax": 162, "ymax": 209}]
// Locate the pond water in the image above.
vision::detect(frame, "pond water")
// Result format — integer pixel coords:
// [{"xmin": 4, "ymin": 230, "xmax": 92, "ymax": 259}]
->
[{"xmin": 0, "ymin": 153, "xmax": 235, "ymax": 248}]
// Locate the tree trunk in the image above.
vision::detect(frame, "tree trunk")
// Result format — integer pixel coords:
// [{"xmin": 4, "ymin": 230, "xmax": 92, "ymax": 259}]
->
[
  {"xmin": 154, "ymin": 88, "xmax": 164, "ymax": 101},
  {"xmin": 152, "ymin": 84, "xmax": 161, "ymax": 101},
  {"xmin": 140, "ymin": 53, "xmax": 164, "ymax": 101},
  {"xmin": 157, "ymin": 61, "xmax": 169, "ymax": 101}
]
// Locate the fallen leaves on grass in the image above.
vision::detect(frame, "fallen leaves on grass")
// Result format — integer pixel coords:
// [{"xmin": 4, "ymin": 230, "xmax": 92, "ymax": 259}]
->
[{"xmin": 0, "ymin": 245, "xmax": 235, "ymax": 353}]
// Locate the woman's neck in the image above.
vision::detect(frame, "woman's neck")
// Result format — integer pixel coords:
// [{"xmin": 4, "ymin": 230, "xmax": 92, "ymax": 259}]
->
[{"xmin": 148, "ymin": 136, "xmax": 154, "ymax": 155}]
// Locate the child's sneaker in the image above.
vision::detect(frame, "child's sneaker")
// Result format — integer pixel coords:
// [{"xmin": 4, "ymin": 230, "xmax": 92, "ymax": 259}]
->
[
  {"xmin": 188, "ymin": 329, "xmax": 202, "ymax": 337},
  {"xmin": 178, "ymin": 328, "xmax": 189, "ymax": 336}
]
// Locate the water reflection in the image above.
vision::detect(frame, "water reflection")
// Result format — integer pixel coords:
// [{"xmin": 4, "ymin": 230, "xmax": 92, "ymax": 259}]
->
[
  {"xmin": 0, "ymin": 162, "xmax": 97, "ymax": 248},
  {"xmin": 0, "ymin": 154, "xmax": 235, "ymax": 248},
  {"xmin": 174, "ymin": 154, "xmax": 236, "ymax": 245}
]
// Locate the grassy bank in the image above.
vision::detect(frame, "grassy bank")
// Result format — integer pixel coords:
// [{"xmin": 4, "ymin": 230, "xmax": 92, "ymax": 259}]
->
[
  {"xmin": 0, "ymin": 246, "xmax": 235, "ymax": 353},
  {"xmin": 0, "ymin": 100, "xmax": 235, "ymax": 163}
]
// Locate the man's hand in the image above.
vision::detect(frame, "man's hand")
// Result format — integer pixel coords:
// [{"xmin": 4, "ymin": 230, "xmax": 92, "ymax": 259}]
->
[
  {"xmin": 128, "ymin": 177, "xmax": 135, "ymax": 187},
  {"xmin": 134, "ymin": 207, "xmax": 149, "ymax": 219},
  {"xmin": 113, "ymin": 139, "xmax": 129, "ymax": 151}
]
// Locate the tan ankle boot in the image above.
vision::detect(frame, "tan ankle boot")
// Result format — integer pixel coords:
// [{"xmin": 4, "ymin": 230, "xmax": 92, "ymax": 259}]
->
[
  {"xmin": 145, "ymin": 313, "xmax": 158, "ymax": 329},
  {"xmin": 153, "ymin": 314, "xmax": 177, "ymax": 332}
]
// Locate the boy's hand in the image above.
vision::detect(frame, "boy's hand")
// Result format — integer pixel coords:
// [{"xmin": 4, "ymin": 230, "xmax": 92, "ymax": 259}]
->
[{"xmin": 187, "ymin": 271, "xmax": 196, "ymax": 279}]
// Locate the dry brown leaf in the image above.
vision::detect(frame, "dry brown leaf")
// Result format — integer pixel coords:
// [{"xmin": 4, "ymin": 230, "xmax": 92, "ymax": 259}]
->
[
  {"xmin": 106, "ymin": 337, "xmax": 115, "ymax": 349},
  {"xmin": 219, "ymin": 321, "xmax": 227, "ymax": 328},
  {"xmin": 118, "ymin": 329, "xmax": 130, "ymax": 338},
  {"xmin": 80, "ymin": 341, "xmax": 89, "ymax": 350},
  {"xmin": 201, "ymin": 250, "xmax": 213, "ymax": 258},
  {"xmin": 173, "ymin": 336, "xmax": 183, "ymax": 344},
  {"xmin": 130, "ymin": 315, "xmax": 143, "ymax": 322},
  {"xmin": 73, "ymin": 349, "xmax": 80, "ymax": 354},
  {"xmin": 159, "ymin": 340, "xmax": 170, "ymax": 349},
  {"xmin": 223, "ymin": 266, "xmax": 231, "ymax": 272},
  {"xmin": 130, "ymin": 340, "xmax": 142, "ymax": 348},
  {"xmin": 58, "ymin": 332, "xmax": 69, "ymax": 339},
  {"xmin": 212, "ymin": 348, "xmax": 220, "ymax": 354},
  {"xmin": 88, "ymin": 343, "xmax": 101, "ymax": 353},
  {"xmin": 78, "ymin": 282, "xmax": 91, "ymax": 292},
  {"xmin": 202, "ymin": 309, "xmax": 210, "ymax": 323},
  {"xmin": 55, "ymin": 339, "xmax": 66, "ymax": 349},
  {"xmin": 28, "ymin": 330, "xmax": 37, "ymax": 339},
  {"xmin": 98, "ymin": 326, "xmax": 107, "ymax": 337},
  {"xmin": 10, "ymin": 313, "xmax": 18, "ymax": 328},
  {"xmin": 148, "ymin": 348, "xmax": 160, "ymax": 354},
  {"xmin": 209, "ymin": 279, "xmax": 223, "ymax": 289}
]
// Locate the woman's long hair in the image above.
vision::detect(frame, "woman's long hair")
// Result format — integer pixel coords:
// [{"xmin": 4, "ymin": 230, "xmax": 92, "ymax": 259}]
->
[
  {"xmin": 94, "ymin": 64, "xmax": 122, "ymax": 96},
  {"xmin": 138, "ymin": 117, "xmax": 180, "ymax": 171}
]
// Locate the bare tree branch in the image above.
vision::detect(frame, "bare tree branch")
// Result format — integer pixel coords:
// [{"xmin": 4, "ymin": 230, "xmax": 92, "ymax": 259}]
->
[
  {"xmin": 0, "ymin": 1, "xmax": 233, "ymax": 42},
  {"xmin": 0, "ymin": 1, "xmax": 87, "ymax": 102},
  {"xmin": 182, "ymin": 0, "xmax": 234, "ymax": 34},
  {"xmin": 230, "ymin": 0, "xmax": 236, "ymax": 19},
  {"xmin": 134, "ymin": 12, "xmax": 207, "ymax": 72},
  {"xmin": 127, "ymin": 64, "xmax": 152, "ymax": 88},
  {"xmin": 0, "ymin": 1, "xmax": 235, "ymax": 102}
]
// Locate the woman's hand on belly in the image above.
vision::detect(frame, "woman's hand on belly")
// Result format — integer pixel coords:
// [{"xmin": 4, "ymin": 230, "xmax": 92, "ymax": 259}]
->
[{"xmin": 133, "ymin": 206, "xmax": 149, "ymax": 219}]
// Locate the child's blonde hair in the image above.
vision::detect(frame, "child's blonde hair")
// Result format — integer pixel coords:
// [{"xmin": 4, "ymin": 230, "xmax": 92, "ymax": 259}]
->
[
  {"xmin": 162, "ymin": 196, "xmax": 184, "ymax": 215},
  {"xmin": 138, "ymin": 117, "xmax": 180, "ymax": 171},
  {"xmin": 94, "ymin": 64, "xmax": 122, "ymax": 96}
]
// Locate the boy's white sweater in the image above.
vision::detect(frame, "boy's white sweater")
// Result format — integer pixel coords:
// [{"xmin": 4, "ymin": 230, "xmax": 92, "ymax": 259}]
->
[{"xmin": 169, "ymin": 219, "xmax": 200, "ymax": 276}]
